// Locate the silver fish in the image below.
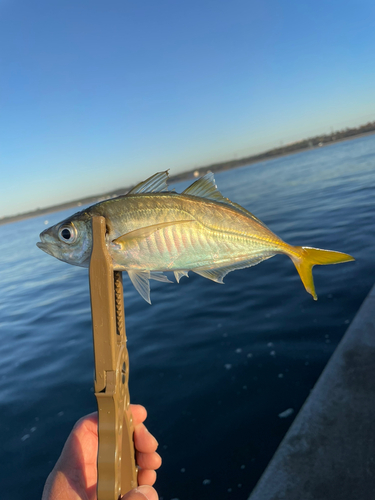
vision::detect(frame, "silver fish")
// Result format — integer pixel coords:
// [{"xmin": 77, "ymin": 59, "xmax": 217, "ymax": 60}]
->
[{"xmin": 37, "ymin": 171, "xmax": 354, "ymax": 303}]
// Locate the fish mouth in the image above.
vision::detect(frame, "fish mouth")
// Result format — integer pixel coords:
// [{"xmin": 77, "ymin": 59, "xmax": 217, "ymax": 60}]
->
[
  {"xmin": 36, "ymin": 240, "xmax": 48, "ymax": 250},
  {"xmin": 36, "ymin": 240, "xmax": 55, "ymax": 256},
  {"xmin": 36, "ymin": 233, "xmax": 57, "ymax": 256}
]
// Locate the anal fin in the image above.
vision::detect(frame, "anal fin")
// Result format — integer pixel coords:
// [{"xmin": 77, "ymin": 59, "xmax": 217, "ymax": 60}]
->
[
  {"xmin": 174, "ymin": 270, "xmax": 189, "ymax": 283},
  {"xmin": 150, "ymin": 271, "xmax": 173, "ymax": 283},
  {"xmin": 193, "ymin": 253, "xmax": 275, "ymax": 283}
]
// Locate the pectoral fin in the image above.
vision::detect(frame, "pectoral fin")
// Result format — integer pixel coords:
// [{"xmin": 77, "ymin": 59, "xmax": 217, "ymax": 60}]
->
[{"xmin": 113, "ymin": 220, "xmax": 194, "ymax": 246}]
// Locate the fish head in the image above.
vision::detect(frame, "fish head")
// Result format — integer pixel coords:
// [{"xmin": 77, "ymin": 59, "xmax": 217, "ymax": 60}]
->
[{"xmin": 37, "ymin": 212, "xmax": 93, "ymax": 267}]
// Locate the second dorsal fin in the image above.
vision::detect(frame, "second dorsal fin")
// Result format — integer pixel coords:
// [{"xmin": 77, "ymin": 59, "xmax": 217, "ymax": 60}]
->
[
  {"xmin": 183, "ymin": 172, "xmax": 223, "ymax": 200},
  {"xmin": 183, "ymin": 172, "xmax": 269, "ymax": 229}
]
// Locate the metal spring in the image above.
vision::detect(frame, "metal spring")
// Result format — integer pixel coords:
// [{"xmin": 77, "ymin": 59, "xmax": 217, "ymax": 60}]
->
[{"xmin": 114, "ymin": 271, "xmax": 124, "ymax": 335}]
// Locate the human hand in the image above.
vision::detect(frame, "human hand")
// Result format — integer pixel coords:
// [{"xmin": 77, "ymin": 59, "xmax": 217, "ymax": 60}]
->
[{"xmin": 42, "ymin": 404, "xmax": 161, "ymax": 500}]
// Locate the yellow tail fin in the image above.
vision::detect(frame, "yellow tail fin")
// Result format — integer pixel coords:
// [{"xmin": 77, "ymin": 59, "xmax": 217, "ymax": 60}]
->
[{"xmin": 290, "ymin": 246, "xmax": 354, "ymax": 300}]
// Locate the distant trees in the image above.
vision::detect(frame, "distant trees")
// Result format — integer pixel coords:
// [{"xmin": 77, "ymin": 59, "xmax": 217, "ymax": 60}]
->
[{"xmin": 198, "ymin": 121, "xmax": 375, "ymax": 176}]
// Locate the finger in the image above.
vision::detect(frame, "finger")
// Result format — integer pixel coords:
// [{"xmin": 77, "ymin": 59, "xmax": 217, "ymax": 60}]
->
[
  {"xmin": 136, "ymin": 451, "xmax": 162, "ymax": 471},
  {"xmin": 131, "ymin": 404, "xmax": 147, "ymax": 426},
  {"xmin": 121, "ymin": 485, "xmax": 158, "ymax": 500},
  {"xmin": 57, "ymin": 412, "xmax": 99, "ymax": 470},
  {"xmin": 134, "ymin": 423, "xmax": 158, "ymax": 454},
  {"xmin": 73, "ymin": 412, "xmax": 98, "ymax": 436},
  {"xmin": 137, "ymin": 469, "xmax": 157, "ymax": 486}
]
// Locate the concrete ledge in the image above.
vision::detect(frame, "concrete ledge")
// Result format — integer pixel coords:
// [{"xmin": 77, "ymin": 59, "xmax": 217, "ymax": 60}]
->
[{"xmin": 248, "ymin": 284, "xmax": 375, "ymax": 500}]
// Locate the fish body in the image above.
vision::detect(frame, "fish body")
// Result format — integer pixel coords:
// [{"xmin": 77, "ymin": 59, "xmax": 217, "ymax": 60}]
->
[{"xmin": 37, "ymin": 171, "xmax": 354, "ymax": 303}]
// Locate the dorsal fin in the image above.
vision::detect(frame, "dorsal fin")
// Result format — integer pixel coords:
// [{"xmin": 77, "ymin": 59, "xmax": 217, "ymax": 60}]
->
[
  {"xmin": 127, "ymin": 171, "xmax": 170, "ymax": 195},
  {"xmin": 183, "ymin": 172, "xmax": 269, "ymax": 229},
  {"xmin": 183, "ymin": 172, "xmax": 223, "ymax": 200},
  {"xmin": 224, "ymin": 201, "xmax": 270, "ymax": 229}
]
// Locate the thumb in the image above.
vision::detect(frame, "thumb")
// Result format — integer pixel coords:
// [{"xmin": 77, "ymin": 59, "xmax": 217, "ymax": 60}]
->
[{"xmin": 121, "ymin": 485, "xmax": 158, "ymax": 500}]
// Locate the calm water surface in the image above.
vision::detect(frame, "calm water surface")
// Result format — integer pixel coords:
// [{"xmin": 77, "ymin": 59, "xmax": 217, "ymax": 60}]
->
[{"xmin": 0, "ymin": 135, "xmax": 374, "ymax": 500}]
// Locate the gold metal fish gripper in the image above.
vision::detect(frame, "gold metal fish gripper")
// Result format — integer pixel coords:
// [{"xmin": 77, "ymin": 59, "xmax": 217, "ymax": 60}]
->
[{"xmin": 89, "ymin": 215, "xmax": 138, "ymax": 500}]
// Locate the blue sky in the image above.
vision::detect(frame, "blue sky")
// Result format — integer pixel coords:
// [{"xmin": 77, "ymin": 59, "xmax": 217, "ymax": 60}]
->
[{"xmin": 1, "ymin": 0, "xmax": 374, "ymax": 217}]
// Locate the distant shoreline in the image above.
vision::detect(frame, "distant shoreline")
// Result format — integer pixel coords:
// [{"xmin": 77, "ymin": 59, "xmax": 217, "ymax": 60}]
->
[{"xmin": 1, "ymin": 126, "xmax": 374, "ymax": 227}]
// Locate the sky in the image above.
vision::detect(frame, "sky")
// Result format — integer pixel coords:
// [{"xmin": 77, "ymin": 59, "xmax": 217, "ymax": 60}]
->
[{"xmin": 1, "ymin": 0, "xmax": 375, "ymax": 218}]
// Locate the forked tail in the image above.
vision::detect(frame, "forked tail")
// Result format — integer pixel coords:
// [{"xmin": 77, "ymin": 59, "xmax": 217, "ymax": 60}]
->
[{"xmin": 289, "ymin": 246, "xmax": 354, "ymax": 300}]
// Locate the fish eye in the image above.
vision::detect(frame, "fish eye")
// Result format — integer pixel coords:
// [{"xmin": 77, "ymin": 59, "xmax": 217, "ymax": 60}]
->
[{"xmin": 58, "ymin": 224, "xmax": 77, "ymax": 244}]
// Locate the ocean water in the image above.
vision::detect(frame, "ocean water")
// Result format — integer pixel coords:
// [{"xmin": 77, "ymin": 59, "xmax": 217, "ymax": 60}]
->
[{"xmin": 0, "ymin": 134, "xmax": 374, "ymax": 500}]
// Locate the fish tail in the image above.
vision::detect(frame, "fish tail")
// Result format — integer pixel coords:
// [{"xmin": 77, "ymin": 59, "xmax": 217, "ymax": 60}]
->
[{"xmin": 289, "ymin": 246, "xmax": 355, "ymax": 300}]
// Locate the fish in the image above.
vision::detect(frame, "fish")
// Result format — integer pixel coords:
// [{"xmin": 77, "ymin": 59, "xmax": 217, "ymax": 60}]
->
[{"xmin": 37, "ymin": 170, "xmax": 354, "ymax": 303}]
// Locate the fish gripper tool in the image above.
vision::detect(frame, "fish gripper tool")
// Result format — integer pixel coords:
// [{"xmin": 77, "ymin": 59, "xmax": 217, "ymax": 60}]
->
[{"xmin": 89, "ymin": 215, "xmax": 138, "ymax": 499}]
